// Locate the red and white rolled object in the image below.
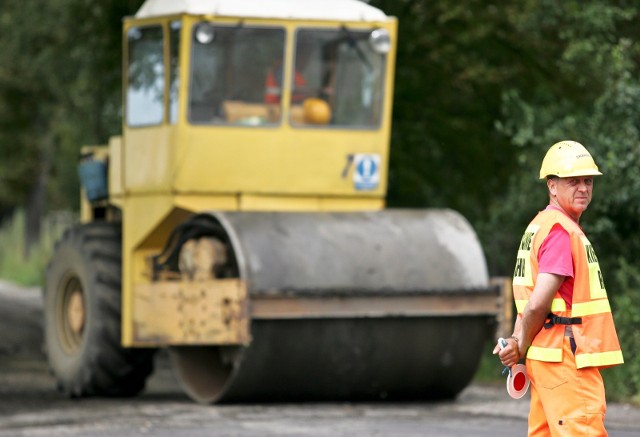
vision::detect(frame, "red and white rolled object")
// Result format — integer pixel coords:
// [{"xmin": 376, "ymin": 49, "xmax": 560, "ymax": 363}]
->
[{"xmin": 498, "ymin": 338, "xmax": 530, "ymax": 399}]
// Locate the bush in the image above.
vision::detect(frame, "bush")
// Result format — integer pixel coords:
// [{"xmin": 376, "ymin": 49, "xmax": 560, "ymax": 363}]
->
[{"xmin": 0, "ymin": 209, "xmax": 76, "ymax": 286}]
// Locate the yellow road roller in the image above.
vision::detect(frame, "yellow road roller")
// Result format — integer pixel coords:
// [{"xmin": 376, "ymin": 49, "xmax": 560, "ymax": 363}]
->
[{"xmin": 45, "ymin": 0, "xmax": 508, "ymax": 403}]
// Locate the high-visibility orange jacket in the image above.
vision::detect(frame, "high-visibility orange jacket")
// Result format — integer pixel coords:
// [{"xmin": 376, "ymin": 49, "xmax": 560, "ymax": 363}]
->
[
  {"xmin": 512, "ymin": 208, "xmax": 623, "ymax": 369},
  {"xmin": 265, "ymin": 66, "xmax": 306, "ymax": 104}
]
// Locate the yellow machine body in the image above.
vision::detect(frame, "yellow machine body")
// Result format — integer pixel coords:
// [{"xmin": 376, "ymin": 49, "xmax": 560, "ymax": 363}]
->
[{"xmin": 83, "ymin": 4, "xmax": 398, "ymax": 348}]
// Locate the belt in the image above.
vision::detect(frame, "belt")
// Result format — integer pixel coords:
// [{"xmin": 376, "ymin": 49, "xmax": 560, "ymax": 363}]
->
[{"xmin": 543, "ymin": 312, "xmax": 582, "ymax": 330}]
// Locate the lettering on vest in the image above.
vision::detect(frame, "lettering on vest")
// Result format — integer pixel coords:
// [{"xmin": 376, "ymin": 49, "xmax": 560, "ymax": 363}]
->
[
  {"xmin": 581, "ymin": 236, "xmax": 607, "ymax": 299},
  {"xmin": 512, "ymin": 224, "xmax": 539, "ymax": 287},
  {"xmin": 514, "ymin": 257, "xmax": 526, "ymax": 278},
  {"xmin": 598, "ymin": 270, "xmax": 605, "ymax": 289},
  {"xmin": 585, "ymin": 244, "xmax": 598, "ymax": 263},
  {"xmin": 519, "ymin": 232, "xmax": 534, "ymax": 251}
]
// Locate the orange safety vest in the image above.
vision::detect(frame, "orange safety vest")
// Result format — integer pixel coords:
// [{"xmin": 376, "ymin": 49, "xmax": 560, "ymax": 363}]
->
[
  {"xmin": 265, "ymin": 66, "xmax": 306, "ymax": 104},
  {"xmin": 512, "ymin": 208, "xmax": 623, "ymax": 369}
]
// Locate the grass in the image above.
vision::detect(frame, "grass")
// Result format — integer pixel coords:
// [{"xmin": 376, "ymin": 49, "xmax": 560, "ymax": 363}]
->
[{"xmin": 0, "ymin": 209, "xmax": 76, "ymax": 286}]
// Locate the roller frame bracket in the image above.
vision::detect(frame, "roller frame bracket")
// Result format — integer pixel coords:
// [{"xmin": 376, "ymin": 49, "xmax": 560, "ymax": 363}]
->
[{"xmin": 132, "ymin": 278, "xmax": 250, "ymax": 346}]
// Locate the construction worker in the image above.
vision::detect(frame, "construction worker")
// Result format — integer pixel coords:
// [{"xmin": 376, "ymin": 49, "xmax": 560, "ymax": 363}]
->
[
  {"xmin": 264, "ymin": 60, "xmax": 307, "ymax": 104},
  {"xmin": 265, "ymin": 36, "xmax": 314, "ymax": 105},
  {"xmin": 494, "ymin": 140, "xmax": 624, "ymax": 436}
]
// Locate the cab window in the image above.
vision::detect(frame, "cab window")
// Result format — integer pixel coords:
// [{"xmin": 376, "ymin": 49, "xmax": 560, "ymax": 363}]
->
[
  {"xmin": 126, "ymin": 25, "xmax": 165, "ymax": 127},
  {"xmin": 188, "ymin": 23, "xmax": 285, "ymax": 126},
  {"xmin": 291, "ymin": 28, "xmax": 388, "ymax": 128}
]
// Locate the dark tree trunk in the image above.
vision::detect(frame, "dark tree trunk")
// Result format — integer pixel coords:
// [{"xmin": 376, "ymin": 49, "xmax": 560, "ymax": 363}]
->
[{"xmin": 24, "ymin": 134, "xmax": 53, "ymax": 260}]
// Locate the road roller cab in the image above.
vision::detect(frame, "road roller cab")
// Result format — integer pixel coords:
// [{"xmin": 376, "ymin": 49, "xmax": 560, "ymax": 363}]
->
[{"xmin": 46, "ymin": 0, "xmax": 508, "ymax": 404}]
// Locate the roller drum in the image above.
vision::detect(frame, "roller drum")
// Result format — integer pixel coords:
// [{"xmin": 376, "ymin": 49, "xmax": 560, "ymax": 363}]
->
[
  {"xmin": 170, "ymin": 209, "xmax": 496, "ymax": 403},
  {"xmin": 221, "ymin": 209, "xmax": 488, "ymax": 294}
]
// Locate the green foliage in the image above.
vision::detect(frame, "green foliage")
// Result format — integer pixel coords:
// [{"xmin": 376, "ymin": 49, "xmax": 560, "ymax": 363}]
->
[
  {"xmin": 604, "ymin": 259, "xmax": 640, "ymax": 403},
  {"xmin": 0, "ymin": 0, "xmax": 144, "ymax": 214},
  {"xmin": 0, "ymin": 209, "xmax": 75, "ymax": 286},
  {"xmin": 375, "ymin": 0, "xmax": 518, "ymax": 220},
  {"xmin": 475, "ymin": 1, "xmax": 640, "ymax": 274}
]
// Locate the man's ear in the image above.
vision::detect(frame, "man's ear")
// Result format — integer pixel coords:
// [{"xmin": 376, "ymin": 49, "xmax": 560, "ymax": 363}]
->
[{"xmin": 547, "ymin": 178, "xmax": 557, "ymax": 196}]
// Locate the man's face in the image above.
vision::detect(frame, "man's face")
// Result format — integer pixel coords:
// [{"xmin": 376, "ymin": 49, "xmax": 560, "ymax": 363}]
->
[{"xmin": 548, "ymin": 176, "xmax": 594, "ymax": 220}]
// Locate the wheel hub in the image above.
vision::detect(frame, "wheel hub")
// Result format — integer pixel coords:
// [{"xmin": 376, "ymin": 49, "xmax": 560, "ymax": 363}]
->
[
  {"xmin": 67, "ymin": 289, "xmax": 85, "ymax": 335},
  {"xmin": 58, "ymin": 277, "xmax": 85, "ymax": 353}
]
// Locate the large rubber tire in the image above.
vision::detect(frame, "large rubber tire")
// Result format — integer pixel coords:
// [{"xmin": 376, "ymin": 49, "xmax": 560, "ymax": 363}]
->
[{"xmin": 44, "ymin": 222, "xmax": 155, "ymax": 397}]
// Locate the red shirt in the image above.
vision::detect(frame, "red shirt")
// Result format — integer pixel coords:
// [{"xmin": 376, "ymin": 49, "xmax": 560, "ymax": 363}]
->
[{"xmin": 537, "ymin": 205, "xmax": 575, "ymax": 308}]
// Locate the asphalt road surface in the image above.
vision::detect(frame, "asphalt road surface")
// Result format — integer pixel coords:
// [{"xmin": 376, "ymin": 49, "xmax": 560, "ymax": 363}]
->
[{"xmin": 1, "ymin": 280, "xmax": 638, "ymax": 436}]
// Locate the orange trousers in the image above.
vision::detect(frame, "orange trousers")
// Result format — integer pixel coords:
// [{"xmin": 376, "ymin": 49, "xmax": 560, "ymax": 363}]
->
[{"xmin": 526, "ymin": 337, "xmax": 607, "ymax": 436}]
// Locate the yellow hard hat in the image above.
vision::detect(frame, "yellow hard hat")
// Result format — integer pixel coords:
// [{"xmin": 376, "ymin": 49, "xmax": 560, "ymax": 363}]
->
[
  {"xmin": 303, "ymin": 98, "xmax": 331, "ymax": 125},
  {"xmin": 539, "ymin": 140, "xmax": 603, "ymax": 179}
]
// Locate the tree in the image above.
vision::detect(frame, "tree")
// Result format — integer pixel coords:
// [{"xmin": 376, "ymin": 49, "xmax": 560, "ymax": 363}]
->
[
  {"xmin": 0, "ymin": 0, "xmax": 144, "ymax": 257},
  {"xmin": 482, "ymin": 1, "xmax": 640, "ymax": 275},
  {"xmin": 374, "ymin": 0, "xmax": 521, "ymax": 224}
]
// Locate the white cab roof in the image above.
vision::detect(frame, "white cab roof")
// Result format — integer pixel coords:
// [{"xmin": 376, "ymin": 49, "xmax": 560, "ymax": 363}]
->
[{"xmin": 135, "ymin": 0, "xmax": 389, "ymax": 22}]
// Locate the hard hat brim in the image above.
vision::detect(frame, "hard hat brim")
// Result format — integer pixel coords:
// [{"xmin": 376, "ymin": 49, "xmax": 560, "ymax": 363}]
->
[{"xmin": 539, "ymin": 168, "xmax": 603, "ymax": 179}]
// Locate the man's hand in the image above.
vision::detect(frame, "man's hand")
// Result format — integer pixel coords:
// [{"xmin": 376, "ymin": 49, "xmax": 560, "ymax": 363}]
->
[
  {"xmin": 494, "ymin": 272, "xmax": 564, "ymax": 370},
  {"xmin": 493, "ymin": 337, "xmax": 520, "ymax": 368}
]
